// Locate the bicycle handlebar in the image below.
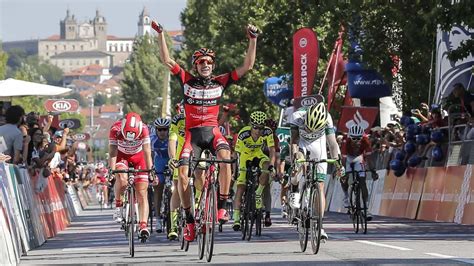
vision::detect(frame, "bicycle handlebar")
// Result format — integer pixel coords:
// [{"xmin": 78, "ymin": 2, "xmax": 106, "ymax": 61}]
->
[
  {"xmin": 110, "ymin": 168, "xmax": 154, "ymax": 174},
  {"xmin": 192, "ymin": 158, "xmax": 237, "ymax": 164},
  {"xmin": 296, "ymin": 158, "xmax": 338, "ymax": 164}
]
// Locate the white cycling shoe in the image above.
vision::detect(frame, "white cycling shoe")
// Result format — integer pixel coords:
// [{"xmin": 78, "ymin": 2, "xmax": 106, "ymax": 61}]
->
[
  {"xmin": 289, "ymin": 193, "xmax": 301, "ymax": 209},
  {"xmin": 113, "ymin": 207, "xmax": 123, "ymax": 223},
  {"xmin": 321, "ymin": 229, "xmax": 328, "ymax": 240}
]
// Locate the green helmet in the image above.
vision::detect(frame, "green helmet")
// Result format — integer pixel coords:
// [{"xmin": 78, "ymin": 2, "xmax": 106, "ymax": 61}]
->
[
  {"xmin": 250, "ymin": 111, "xmax": 267, "ymax": 126},
  {"xmin": 305, "ymin": 102, "xmax": 327, "ymax": 132}
]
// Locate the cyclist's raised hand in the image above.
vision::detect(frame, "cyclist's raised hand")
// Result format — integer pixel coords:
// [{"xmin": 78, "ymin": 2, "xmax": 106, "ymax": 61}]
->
[
  {"xmin": 151, "ymin": 20, "xmax": 163, "ymax": 33},
  {"xmin": 247, "ymin": 24, "xmax": 259, "ymax": 39}
]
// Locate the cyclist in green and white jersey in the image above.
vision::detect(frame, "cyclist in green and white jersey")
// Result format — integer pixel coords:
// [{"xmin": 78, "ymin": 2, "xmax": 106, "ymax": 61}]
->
[{"xmin": 289, "ymin": 102, "xmax": 345, "ymax": 240}]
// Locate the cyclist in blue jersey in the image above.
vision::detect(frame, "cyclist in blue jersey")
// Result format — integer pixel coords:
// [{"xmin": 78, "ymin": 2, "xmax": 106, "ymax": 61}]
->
[{"xmin": 150, "ymin": 117, "xmax": 171, "ymax": 232}]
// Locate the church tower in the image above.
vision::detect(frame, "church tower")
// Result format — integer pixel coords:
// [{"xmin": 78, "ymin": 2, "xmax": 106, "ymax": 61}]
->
[
  {"xmin": 60, "ymin": 9, "xmax": 77, "ymax": 40},
  {"xmin": 137, "ymin": 7, "xmax": 151, "ymax": 36},
  {"xmin": 93, "ymin": 9, "xmax": 107, "ymax": 51}
]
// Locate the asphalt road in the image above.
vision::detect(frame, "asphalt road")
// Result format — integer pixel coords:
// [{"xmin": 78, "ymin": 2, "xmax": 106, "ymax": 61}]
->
[{"xmin": 20, "ymin": 206, "xmax": 474, "ymax": 265}]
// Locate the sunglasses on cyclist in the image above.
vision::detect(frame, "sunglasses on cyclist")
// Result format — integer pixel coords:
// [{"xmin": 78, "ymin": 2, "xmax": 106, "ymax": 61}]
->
[
  {"xmin": 196, "ymin": 58, "xmax": 214, "ymax": 65},
  {"xmin": 349, "ymin": 136, "xmax": 362, "ymax": 141},
  {"xmin": 156, "ymin": 128, "xmax": 168, "ymax": 132},
  {"xmin": 252, "ymin": 125, "xmax": 265, "ymax": 130}
]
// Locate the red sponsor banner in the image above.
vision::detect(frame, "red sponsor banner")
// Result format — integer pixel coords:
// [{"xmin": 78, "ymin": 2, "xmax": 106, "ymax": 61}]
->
[
  {"xmin": 325, "ymin": 32, "xmax": 347, "ymax": 111},
  {"xmin": 337, "ymin": 106, "xmax": 378, "ymax": 133},
  {"xmin": 405, "ymin": 168, "xmax": 427, "ymax": 219},
  {"xmin": 44, "ymin": 99, "xmax": 79, "ymax": 113},
  {"xmin": 417, "ymin": 167, "xmax": 447, "ymax": 221},
  {"xmin": 437, "ymin": 166, "xmax": 465, "ymax": 222},
  {"xmin": 39, "ymin": 115, "xmax": 60, "ymax": 129},
  {"xmin": 293, "ymin": 28, "xmax": 319, "ymax": 98}
]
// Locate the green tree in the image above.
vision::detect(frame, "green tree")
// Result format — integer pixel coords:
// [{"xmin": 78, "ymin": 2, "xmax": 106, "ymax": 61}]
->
[
  {"xmin": 178, "ymin": 0, "xmax": 472, "ymax": 123},
  {"xmin": 94, "ymin": 93, "xmax": 107, "ymax": 106},
  {"xmin": 67, "ymin": 92, "xmax": 88, "ymax": 107},
  {"xmin": 121, "ymin": 34, "xmax": 172, "ymax": 122},
  {"xmin": 0, "ymin": 41, "xmax": 7, "ymax": 80}
]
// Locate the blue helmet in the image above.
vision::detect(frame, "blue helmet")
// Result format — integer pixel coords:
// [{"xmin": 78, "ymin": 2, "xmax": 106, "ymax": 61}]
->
[
  {"xmin": 431, "ymin": 145, "xmax": 444, "ymax": 161},
  {"xmin": 390, "ymin": 159, "xmax": 404, "ymax": 171},
  {"xmin": 395, "ymin": 150, "xmax": 406, "ymax": 161},
  {"xmin": 404, "ymin": 141, "xmax": 416, "ymax": 154}
]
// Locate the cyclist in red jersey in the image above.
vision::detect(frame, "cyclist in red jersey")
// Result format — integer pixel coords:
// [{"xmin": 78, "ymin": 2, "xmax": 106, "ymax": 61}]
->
[
  {"xmin": 152, "ymin": 20, "xmax": 258, "ymax": 242},
  {"xmin": 341, "ymin": 124, "xmax": 377, "ymax": 221},
  {"xmin": 109, "ymin": 112, "xmax": 154, "ymax": 239}
]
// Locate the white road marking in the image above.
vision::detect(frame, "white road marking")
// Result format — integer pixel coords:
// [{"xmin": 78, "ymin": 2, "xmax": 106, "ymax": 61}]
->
[
  {"xmin": 61, "ymin": 248, "xmax": 91, "ymax": 252},
  {"xmin": 355, "ymin": 240, "xmax": 412, "ymax": 251},
  {"xmin": 425, "ymin": 253, "xmax": 474, "ymax": 264}
]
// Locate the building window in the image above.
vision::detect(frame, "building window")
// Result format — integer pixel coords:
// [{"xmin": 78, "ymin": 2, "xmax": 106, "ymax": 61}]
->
[
  {"xmin": 54, "ymin": 45, "xmax": 57, "ymax": 50},
  {"xmin": 120, "ymin": 44, "xmax": 124, "ymax": 52},
  {"xmin": 72, "ymin": 45, "xmax": 75, "ymax": 50},
  {"xmin": 81, "ymin": 45, "xmax": 84, "ymax": 50},
  {"xmin": 46, "ymin": 45, "xmax": 49, "ymax": 50},
  {"xmin": 109, "ymin": 45, "xmax": 112, "ymax": 52},
  {"xmin": 114, "ymin": 44, "xmax": 118, "ymax": 52},
  {"xmin": 126, "ymin": 44, "xmax": 130, "ymax": 52},
  {"xmin": 64, "ymin": 45, "xmax": 66, "ymax": 50}
]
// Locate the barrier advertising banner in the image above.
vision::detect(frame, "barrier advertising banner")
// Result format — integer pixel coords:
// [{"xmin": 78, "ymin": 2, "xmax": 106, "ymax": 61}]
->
[
  {"xmin": 418, "ymin": 167, "xmax": 447, "ymax": 221},
  {"xmin": 293, "ymin": 28, "xmax": 319, "ymax": 98},
  {"xmin": 387, "ymin": 168, "xmax": 414, "ymax": 218},
  {"xmin": 438, "ymin": 166, "xmax": 466, "ymax": 222},
  {"xmin": 405, "ymin": 168, "xmax": 427, "ymax": 219}
]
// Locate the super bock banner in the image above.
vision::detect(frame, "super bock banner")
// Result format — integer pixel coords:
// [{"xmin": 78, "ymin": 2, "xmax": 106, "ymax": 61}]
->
[
  {"xmin": 293, "ymin": 28, "xmax": 319, "ymax": 98},
  {"xmin": 434, "ymin": 25, "xmax": 474, "ymax": 103}
]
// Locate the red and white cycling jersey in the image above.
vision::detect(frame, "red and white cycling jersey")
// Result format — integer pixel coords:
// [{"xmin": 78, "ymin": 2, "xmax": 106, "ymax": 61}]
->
[
  {"xmin": 109, "ymin": 120, "xmax": 151, "ymax": 155},
  {"xmin": 170, "ymin": 63, "xmax": 239, "ymax": 129}
]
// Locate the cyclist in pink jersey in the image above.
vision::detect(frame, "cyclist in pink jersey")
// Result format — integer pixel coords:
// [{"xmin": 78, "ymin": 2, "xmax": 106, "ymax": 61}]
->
[
  {"xmin": 152, "ymin": 20, "xmax": 258, "ymax": 242},
  {"xmin": 109, "ymin": 112, "xmax": 154, "ymax": 239}
]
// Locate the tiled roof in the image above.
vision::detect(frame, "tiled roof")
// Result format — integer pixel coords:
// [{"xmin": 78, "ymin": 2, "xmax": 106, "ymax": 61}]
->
[{"xmin": 51, "ymin": 50, "xmax": 111, "ymax": 59}]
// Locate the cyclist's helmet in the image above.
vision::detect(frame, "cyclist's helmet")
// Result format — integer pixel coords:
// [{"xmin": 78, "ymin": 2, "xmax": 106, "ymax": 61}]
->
[
  {"xmin": 121, "ymin": 112, "xmax": 143, "ymax": 141},
  {"xmin": 250, "ymin": 111, "xmax": 267, "ymax": 126},
  {"xmin": 191, "ymin": 48, "xmax": 215, "ymax": 65},
  {"xmin": 154, "ymin": 117, "xmax": 170, "ymax": 128},
  {"xmin": 265, "ymin": 118, "xmax": 278, "ymax": 131},
  {"xmin": 304, "ymin": 102, "xmax": 327, "ymax": 132},
  {"xmin": 348, "ymin": 124, "xmax": 364, "ymax": 138}
]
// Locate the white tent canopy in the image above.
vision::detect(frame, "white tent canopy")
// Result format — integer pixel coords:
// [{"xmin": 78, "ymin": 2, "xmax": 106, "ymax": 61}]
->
[{"xmin": 0, "ymin": 78, "xmax": 71, "ymax": 97}]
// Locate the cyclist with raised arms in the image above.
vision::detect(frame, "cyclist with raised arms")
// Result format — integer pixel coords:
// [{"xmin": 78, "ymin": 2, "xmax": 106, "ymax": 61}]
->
[
  {"xmin": 232, "ymin": 111, "xmax": 276, "ymax": 231},
  {"xmin": 152, "ymin": 20, "xmax": 258, "ymax": 241},
  {"xmin": 289, "ymin": 102, "xmax": 345, "ymax": 240},
  {"xmin": 150, "ymin": 117, "xmax": 171, "ymax": 232},
  {"xmin": 109, "ymin": 112, "xmax": 154, "ymax": 239},
  {"xmin": 341, "ymin": 124, "xmax": 377, "ymax": 221}
]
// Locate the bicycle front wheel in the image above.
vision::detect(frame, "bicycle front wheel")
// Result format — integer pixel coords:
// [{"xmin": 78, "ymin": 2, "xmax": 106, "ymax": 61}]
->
[
  {"xmin": 298, "ymin": 190, "xmax": 309, "ymax": 252},
  {"xmin": 359, "ymin": 186, "xmax": 368, "ymax": 234},
  {"xmin": 128, "ymin": 188, "xmax": 135, "ymax": 257},
  {"xmin": 350, "ymin": 186, "xmax": 360, "ymax": 234},
  {"xmin": 197, "ymin": 188, "xmax": 207, "ymax": 260},
  {"xmin": 310, "ymin": 185, "xmax": 322, "ymax": 254},
  {"xmin": 205, "ymin": 184, "xmax": 217, "ymax": 262}
]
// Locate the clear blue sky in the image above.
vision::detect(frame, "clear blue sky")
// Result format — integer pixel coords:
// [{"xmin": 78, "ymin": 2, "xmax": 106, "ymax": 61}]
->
[{"xmin": 0, "ymin": 0, "xmax": 186, "ymax": 41}]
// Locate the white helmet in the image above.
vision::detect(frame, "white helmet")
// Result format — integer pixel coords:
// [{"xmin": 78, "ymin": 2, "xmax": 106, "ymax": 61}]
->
[
  {"xmin": 348, "ymin": 124, "xmax": 364, "ymax": 138},
  {"xmin": 154, "ymin": 118, "xmax": 170, "ymax": 128}
]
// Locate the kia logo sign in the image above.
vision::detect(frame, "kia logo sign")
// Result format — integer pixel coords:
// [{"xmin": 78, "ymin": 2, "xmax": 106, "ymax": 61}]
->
[
  {"xmin": 293, "ymin": 94, "xmax": 324, "ymax": 109},
  {"xmin": 52, "ymin": 101, "xmax": 71, "ymax": 111},
  {"xmin": 44, "ymin": 99, "xmax": 79, "ymax": 113},
  {"xmin": 59, "ymin": 118, "xmax": 81, "ymax": 129},
  {"xmin": 299, "ymin": 37, "xmax": 307, "ymax": 48},
  {"xmin": 301, "ymin": 97, "xmax": 317, "ymax": 107},
  {"xmin": 72, "ymin": 133, "xmax": 90, "ymax": 141}
]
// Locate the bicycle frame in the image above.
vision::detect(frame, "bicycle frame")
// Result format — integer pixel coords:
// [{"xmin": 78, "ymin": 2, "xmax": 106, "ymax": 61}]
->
[
  {"xmin": 346, "ymin": 163, "xmax": 370, "ymax": 234},
  {"xmin": 191, "ymin": 152, "xmax": 236, "ymax": 262}
]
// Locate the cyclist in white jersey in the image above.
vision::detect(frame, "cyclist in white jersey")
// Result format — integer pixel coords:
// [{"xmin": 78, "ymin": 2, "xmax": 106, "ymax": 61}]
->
[{"xmin": 289, "ymin": 102, "xmax": 345, "ymax": 240}]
